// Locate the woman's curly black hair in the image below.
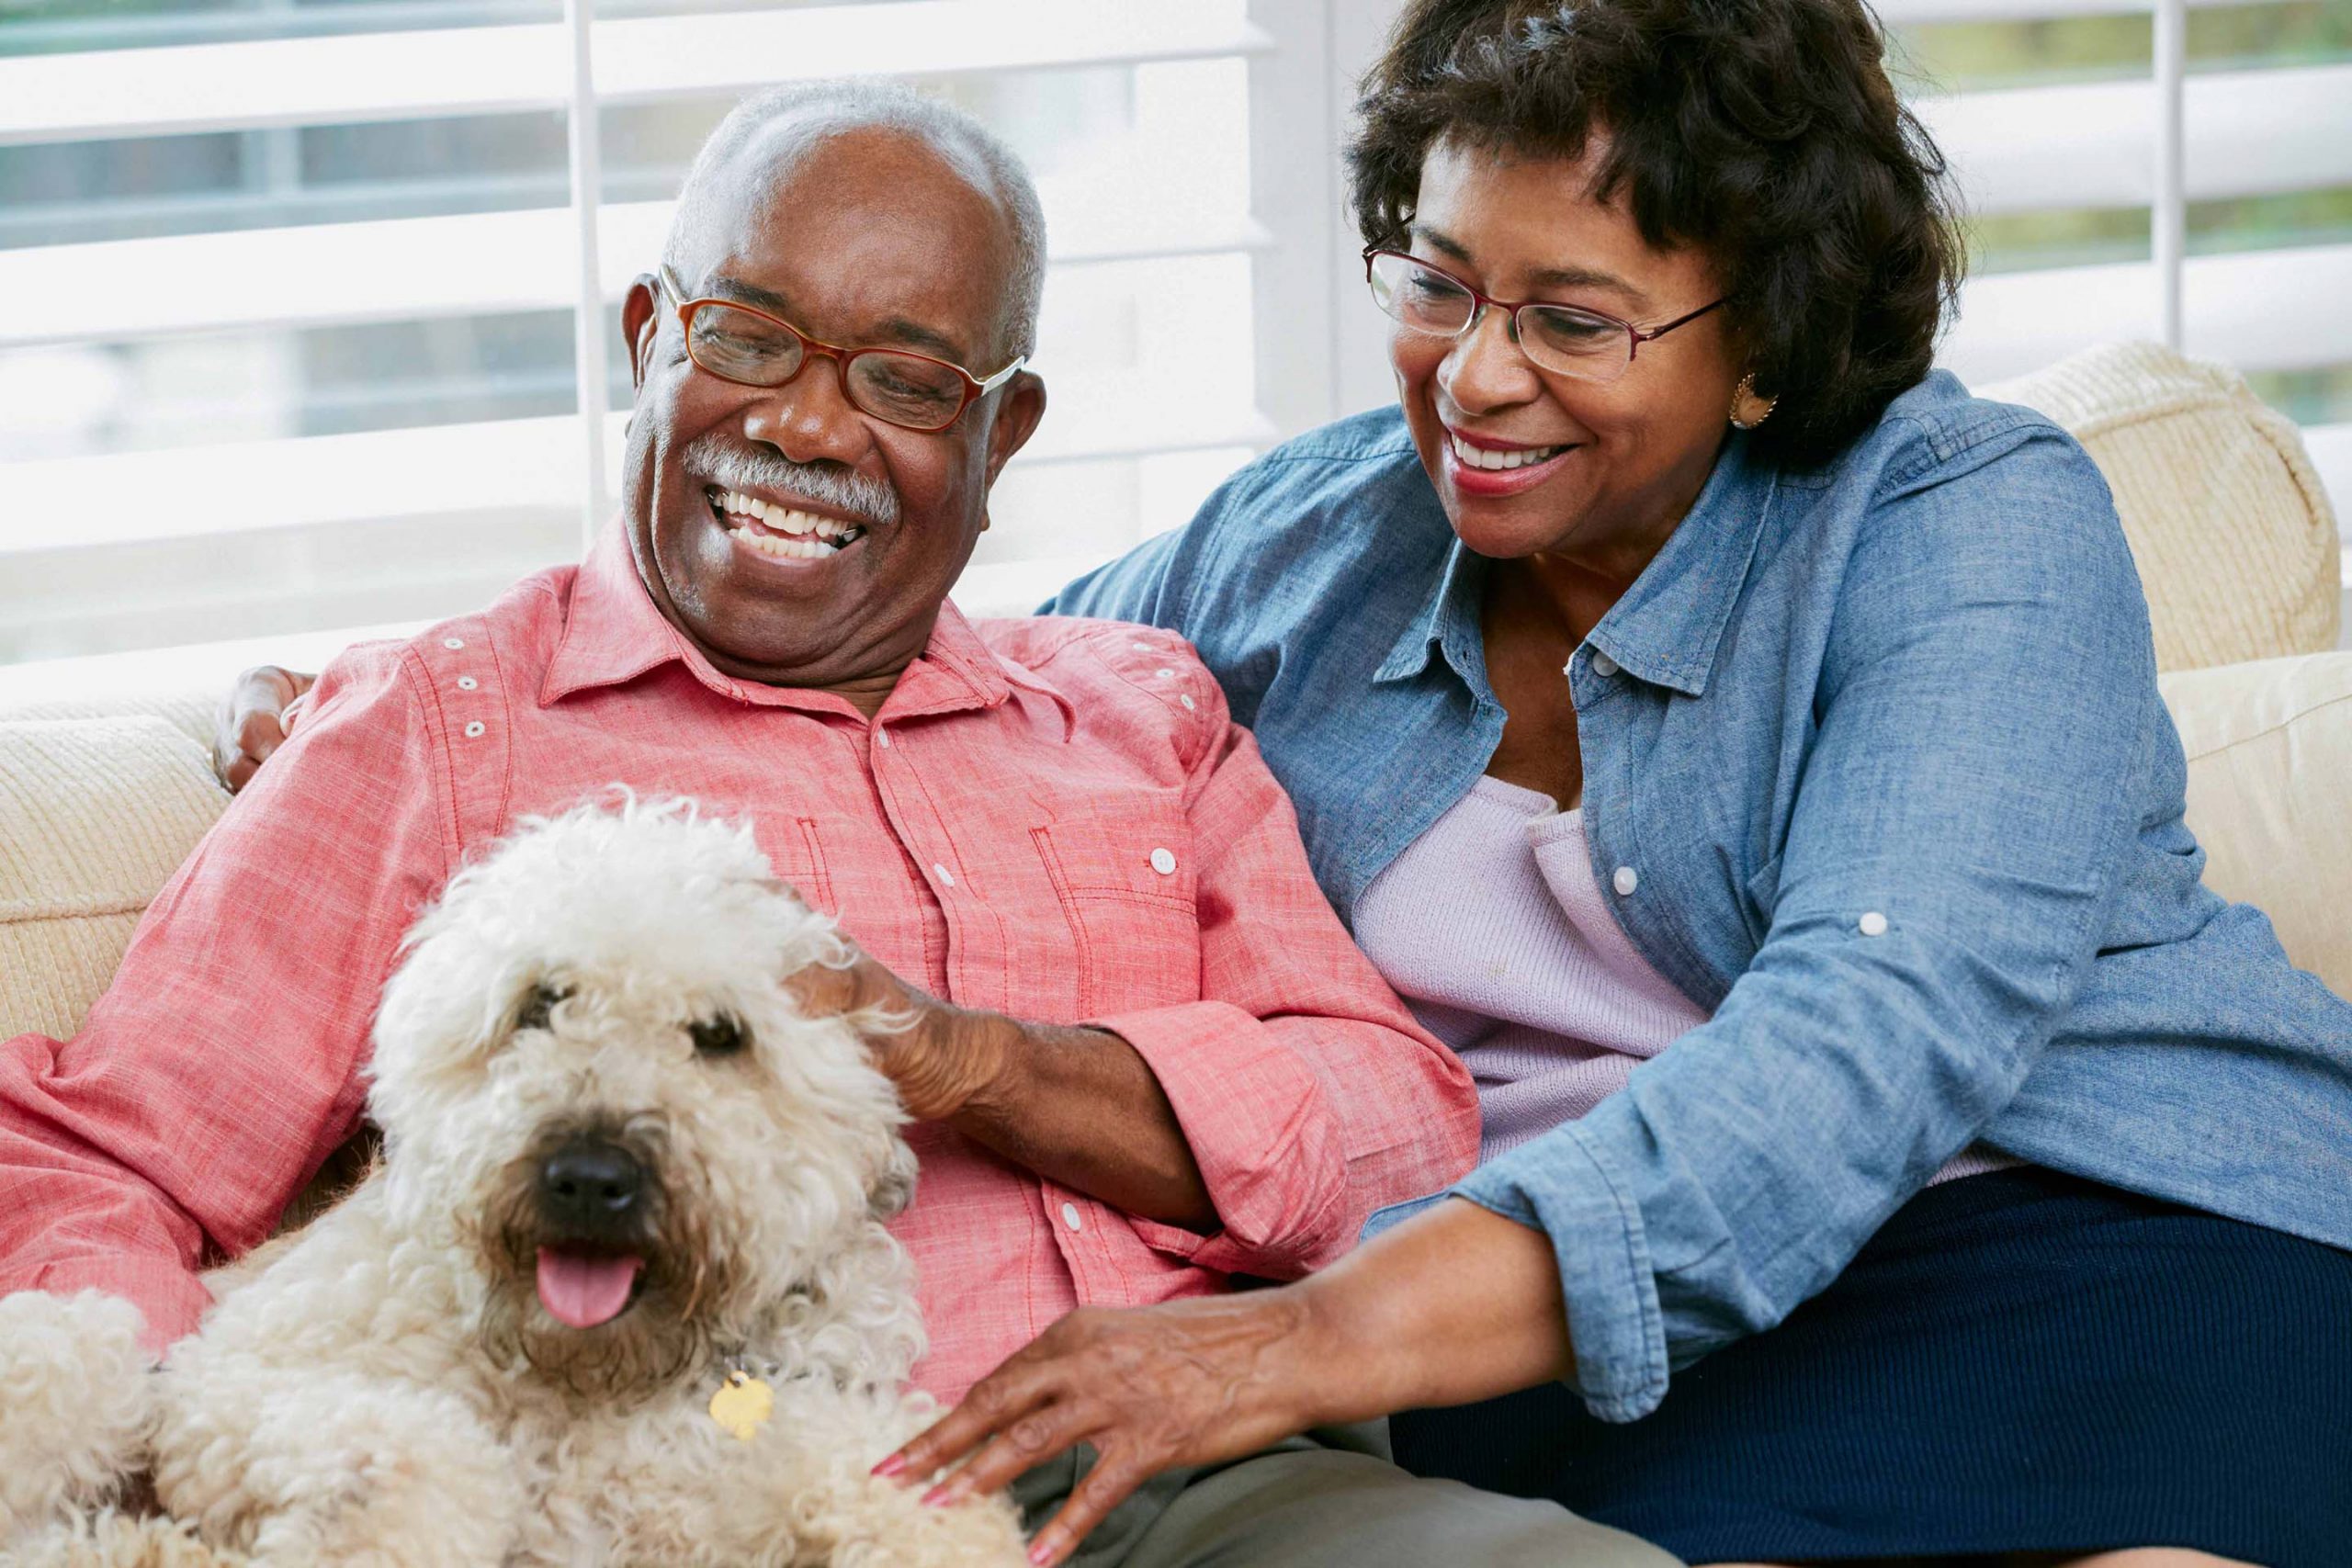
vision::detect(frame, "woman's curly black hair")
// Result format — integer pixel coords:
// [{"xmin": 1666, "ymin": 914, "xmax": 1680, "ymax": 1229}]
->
[{"xmin": 1350, "ymin": 0, "xmax": 1963, "ymax": 467}]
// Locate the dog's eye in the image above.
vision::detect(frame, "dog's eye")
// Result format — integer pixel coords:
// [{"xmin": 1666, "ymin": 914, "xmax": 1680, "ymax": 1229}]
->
[
  {"xmin": 689, "ymin": 1013, "xmax": 749, "ymax": 1059},
  {"xmin": 515, "ymin": 983, "xmax": 568, "ymax": 1032}
]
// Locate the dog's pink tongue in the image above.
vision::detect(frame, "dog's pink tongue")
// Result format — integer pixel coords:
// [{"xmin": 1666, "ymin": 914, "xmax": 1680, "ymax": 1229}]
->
[{"xmin": 536, "ymin": 1247, "xmax": 642, "ymax": 1328}]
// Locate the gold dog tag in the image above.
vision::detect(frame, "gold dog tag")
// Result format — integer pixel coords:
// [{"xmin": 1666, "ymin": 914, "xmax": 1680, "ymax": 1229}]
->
[{"xmin": 709, "ymin": 1369, "xmax": 774, "ymax": 1442}]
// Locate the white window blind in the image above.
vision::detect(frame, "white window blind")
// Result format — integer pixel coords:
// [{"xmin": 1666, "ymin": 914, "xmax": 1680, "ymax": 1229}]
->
[
  {"xmin": 0, "ymin": 0, "xmax": 1310, "ymax": 672},
  {"xmin": 1874, "ymin": 0, "xmax": 2352, "ymax": 616}
]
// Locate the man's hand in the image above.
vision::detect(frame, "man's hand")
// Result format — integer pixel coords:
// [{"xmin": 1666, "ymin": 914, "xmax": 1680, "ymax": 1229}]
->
[
  {"xmin": 213, "ymin": 666, "xmax": 316, "ymax": 793},
  {"xmin": 877, "ymin": 1292, "xmax": 1328, "ymax": 1567},
  {"xmin": 788, "ymin": 935, "xmax": 1213, "ymax": 1227},
  {"xmin": 785, "ymin": 939, "xmax": 1012, "ymax": 1122}
]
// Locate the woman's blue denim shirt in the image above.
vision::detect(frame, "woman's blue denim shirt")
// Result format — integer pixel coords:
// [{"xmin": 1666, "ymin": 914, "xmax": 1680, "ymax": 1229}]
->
[{"xmin": 1045, "ymin": 372, "xmax": 2352, "ymax": 1423}]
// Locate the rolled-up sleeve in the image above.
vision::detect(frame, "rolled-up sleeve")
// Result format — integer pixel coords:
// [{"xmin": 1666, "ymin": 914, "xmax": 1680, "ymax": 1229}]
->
[
  {"xmin": 1093, "ymin": 682, "xmax": 1479, "ymax": 1280},
  {"xmin": 1458, "ymin": 426, "xmax": 2151, "ymax": 1421},
  {"xmin": 0, "ymin": 645, "xmax": 447, "ymax": 1348}
]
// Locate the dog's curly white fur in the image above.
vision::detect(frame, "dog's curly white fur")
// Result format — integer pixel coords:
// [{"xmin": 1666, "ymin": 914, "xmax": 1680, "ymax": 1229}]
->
[
  {"xmin": 1, "ymin": 796, "xmax": 1026, "ymax": 1568},
  {"xmin": 0, "ymin": 1292, "xmax": 156, "ymax": 1542}
]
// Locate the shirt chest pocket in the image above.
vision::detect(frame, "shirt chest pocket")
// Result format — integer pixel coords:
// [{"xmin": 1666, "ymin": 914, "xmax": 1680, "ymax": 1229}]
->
[
  {"xmin": 1030, "ymin": 795, "xmax": 1201, "ymax": 1019},
  {"xmin": 760, "ymin": 815, "xmax": 836, "ymax": 919}
]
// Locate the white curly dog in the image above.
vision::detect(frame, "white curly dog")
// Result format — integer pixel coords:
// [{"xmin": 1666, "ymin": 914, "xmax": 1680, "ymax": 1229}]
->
[{"xmin": 0, "ymin": 796, "xmax": 1027, "ymax": 1568}]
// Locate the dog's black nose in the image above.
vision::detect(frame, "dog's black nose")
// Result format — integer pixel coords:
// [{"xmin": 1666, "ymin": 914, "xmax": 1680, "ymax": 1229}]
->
[{"xmin": 538, "ymin": 1140, "xmax": 644, "ymax": 1232}]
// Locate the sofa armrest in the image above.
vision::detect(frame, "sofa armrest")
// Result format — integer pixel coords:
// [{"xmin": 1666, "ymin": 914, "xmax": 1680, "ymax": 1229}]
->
[{"xmin": 0, "ymin": 716, "xmax": 228, "ymax": 1040}]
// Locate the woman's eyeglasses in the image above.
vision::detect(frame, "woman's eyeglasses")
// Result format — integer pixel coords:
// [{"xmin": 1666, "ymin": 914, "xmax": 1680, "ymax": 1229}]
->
[{"xmin": 1363, "ymin": 248, "xmax": 1724, "ymax": 386}]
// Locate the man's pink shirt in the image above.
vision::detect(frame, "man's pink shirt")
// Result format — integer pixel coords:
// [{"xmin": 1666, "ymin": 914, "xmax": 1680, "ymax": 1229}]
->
[{"xmin": 0, "ymin": 528, "xmax": 1477, "ymax": 1402}]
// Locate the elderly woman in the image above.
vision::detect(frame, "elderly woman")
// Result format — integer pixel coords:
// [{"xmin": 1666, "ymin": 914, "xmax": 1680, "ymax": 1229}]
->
[{"xmin": 885, "ymin": 1, "xmax": 2352, "ymax": 1565}]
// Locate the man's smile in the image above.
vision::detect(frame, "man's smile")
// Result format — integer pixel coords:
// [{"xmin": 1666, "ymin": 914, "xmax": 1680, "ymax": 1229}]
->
[{"xmin": 706, "ymin": 485, "xmax": 870, "ymax": 560}]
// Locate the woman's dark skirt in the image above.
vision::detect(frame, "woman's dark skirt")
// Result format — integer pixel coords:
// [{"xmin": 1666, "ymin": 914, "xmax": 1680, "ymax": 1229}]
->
[{"xmin": 1390, "ymin": 1167, "xmax": 2352, "ymax": 1566}]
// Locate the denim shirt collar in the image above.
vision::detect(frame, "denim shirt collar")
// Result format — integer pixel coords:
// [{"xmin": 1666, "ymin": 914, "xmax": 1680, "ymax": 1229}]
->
[
  {"xmin": 1374, "ymin": 430, "xmax": 1780, "ymax": 700},
  {"xmin": 1373, "ymin": 525, "xmax": 1492, "ymax": 693},
  {"xmin": 1591, "ymin": 432, "xmax": 1781, "ymax": 695}
]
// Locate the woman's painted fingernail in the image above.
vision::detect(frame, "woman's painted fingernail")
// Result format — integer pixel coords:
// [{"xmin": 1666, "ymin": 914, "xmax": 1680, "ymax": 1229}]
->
[
  {"xmin": 1028, "ymin": 1539, "xmax": 1058, "ymax": 1566},
  {"xmin": 871, "ymin": 1452, "xmax": 907, "ymax": 1478},
  {"xmin": 921, "ymin": 1483, "xmax": 955, "ymax": 1507}
]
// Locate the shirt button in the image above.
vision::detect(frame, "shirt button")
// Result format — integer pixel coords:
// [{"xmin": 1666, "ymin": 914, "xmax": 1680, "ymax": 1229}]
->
[
  {"xmin": 1149, "ymin": 847, "xmax": 1178, "ymax": 875},
  {"xmin": 1180, "ymin": 694, "xmax": 1196, "ymax": 711},
  {"xmin": 1132, "ymin": 640, "xmax": 1152, "ymax": 651},
  {"xmin": 1590, "ymin": 651, "xmax": 1620, "ymax": 679},
  {"xmin": 1612, "ymin": 865, "xmax": 1639, "ymax": 897},
  {"xmin": 1859, "ymin": 910, "xmax": 1889, "ymax": 937},
  {"xmin": 1060, "ymin": 1201, "xmax": 1083, "ymax": 1233},
  {"xmin": 456, "ymin": 675, "xmax": 479, "ymax": 692},
  {"xmin": 463, "ymin": 720, "xmax": 486, "ymax": 739},
  {"xmin": 874, "ymin": 727, "xmax": 891, "ymax": 749},
  {"xmin": 932, "ymin": 863, "xmax": 956, "ymax": 888},
  {"xmin": 442, "ymin": 636, "xmax": 465, "ymax": 650},
  {"xmin": 1155, "ymin": 668, "xmax": 1175, "ymax": 680}
]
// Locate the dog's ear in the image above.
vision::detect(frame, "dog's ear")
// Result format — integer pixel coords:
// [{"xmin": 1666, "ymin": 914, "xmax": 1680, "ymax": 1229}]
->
[
  {"xmin": 866, "ymin": 1173, "xmax": 914, "ymax": 1220},
  {"xmin": 866, "ymin": 1144, "xmax": 917, "ymax": 1219}
]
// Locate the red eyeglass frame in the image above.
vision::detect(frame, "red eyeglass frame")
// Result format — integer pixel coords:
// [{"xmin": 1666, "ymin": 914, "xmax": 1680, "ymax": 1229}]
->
[{"xmin": 654, "ymin": 264, "xmax": 1025, "ymax": 433}]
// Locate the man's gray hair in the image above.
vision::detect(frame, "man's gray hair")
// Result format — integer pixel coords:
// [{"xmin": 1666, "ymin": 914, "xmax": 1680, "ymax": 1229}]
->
[{"xmin": 666, "ymin": 79, "xmax": 1046, "ymax": 365}]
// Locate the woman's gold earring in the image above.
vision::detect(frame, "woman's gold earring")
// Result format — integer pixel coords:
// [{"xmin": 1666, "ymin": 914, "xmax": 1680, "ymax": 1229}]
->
[{"xmin": 1729, "ymin": 372, "xmax": 1779, "ymax": 430}]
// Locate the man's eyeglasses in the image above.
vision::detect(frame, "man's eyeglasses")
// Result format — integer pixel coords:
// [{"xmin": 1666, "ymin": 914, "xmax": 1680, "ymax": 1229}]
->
[
  {"xmin": 1363, "ymin": 248, "xmax": 1725, "ymax": 386},
  {"xmin": 655, "ymin": 265, "xmax": 1025, "ymax": 434}
]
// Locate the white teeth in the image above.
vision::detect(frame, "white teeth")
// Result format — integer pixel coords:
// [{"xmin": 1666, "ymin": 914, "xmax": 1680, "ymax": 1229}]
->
[
  {"xmin": 729, "ymin": 525, "xmax": 831, "ymax": 560},
  {"xmin": 718, "ymin": 490, "xmax": 842, "ymax": 537},
  {"xmin": 1449, "ymin": 434, "xmax": 1568, "ymax": 471},
  {"xmin": 713, "ymin": 489, "xmax": 866, "ymax": 555}
]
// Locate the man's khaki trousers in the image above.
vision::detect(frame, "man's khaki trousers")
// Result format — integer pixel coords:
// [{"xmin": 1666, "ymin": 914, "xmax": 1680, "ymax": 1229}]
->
[{"xmin": 1012, "ymin": 1425, "xmax": 1681, "ymax": 1568}]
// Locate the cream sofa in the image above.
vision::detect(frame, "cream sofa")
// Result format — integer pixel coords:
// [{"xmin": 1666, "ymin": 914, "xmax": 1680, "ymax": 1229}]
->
[{"xmin": 4, "ymin": 341, "xmax": 2348, "ymax": 1052}]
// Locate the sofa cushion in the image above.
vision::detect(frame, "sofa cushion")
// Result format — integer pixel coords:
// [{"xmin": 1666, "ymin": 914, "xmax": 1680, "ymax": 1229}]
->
[
  {"xmin": 1983, "ymin": 341, "xmax": 2341, "ymax": 674},
  {"xmin": 0, "ymin": 717, "xmax": 227, "ymax": 1041},
  {"xmin": 0, "ymin": 684, "xmax": 220, "ymax": 756},
  {"xmin": 2158, "ymin": 651, "xmax": 2352, "ymax": 995}
]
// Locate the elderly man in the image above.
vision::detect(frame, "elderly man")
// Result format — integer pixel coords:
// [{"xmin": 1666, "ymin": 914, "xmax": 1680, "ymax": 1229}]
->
[{"xmin": 0, "ymin": 84, "xmax": 1673, "ymax": 1568}]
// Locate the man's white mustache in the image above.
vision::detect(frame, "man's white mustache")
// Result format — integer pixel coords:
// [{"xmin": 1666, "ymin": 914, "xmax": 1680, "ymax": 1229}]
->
[{"xmin": 682, "ymin": 434, "xmax": 901, "ymax": 529}]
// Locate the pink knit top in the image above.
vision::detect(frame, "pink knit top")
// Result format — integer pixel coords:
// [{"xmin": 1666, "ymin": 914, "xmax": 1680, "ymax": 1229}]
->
[{"xmin": 1356, "ymin": 775, "xmax": 2015, "ymax": 1182}]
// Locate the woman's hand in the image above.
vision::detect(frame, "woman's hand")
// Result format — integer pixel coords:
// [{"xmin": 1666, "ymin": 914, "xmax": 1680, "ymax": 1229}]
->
[
  {"xmin": 879, "ymin": 1290, "xmax": 1330, "ymax": 1566},
  {"xmin": 212, "ymin": 665, "xmax": 316, "ymax": 792},
  {"xmin": 882, "ymin": 1198, "xmax": 1577, "ymax": 1564}
]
